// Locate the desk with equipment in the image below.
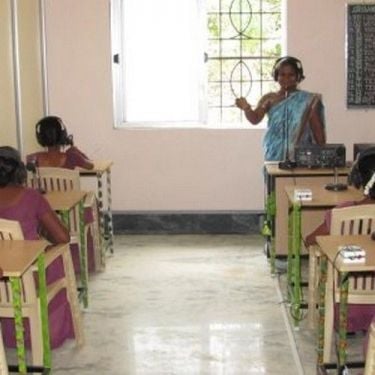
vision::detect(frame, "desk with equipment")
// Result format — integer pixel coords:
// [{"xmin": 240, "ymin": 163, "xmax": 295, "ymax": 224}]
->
[
  {"xmin": 264, "ymin": 163, "xmax": 351, "ymax": 274},
  {"xmin": 284, "ymin": 185, "xmax": 363, "ymax": 327}
]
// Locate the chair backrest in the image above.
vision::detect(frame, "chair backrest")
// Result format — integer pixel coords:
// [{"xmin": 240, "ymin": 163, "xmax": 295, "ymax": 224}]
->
[
  {"xmin": 331, "ymin": 204, "xmax": 375, "ymax": 236},
  {"xmin": 0, "ymin": 218, "xmax": 24, "ymax": 240},
  {"xmin": 28, "ymin": 167, "xmax": 81, "ymax": 192},
  {"xmin": 365, "ymin": 322, "xmax": 375, "ymax": 375},
  {"xmin": 330, "ymin": 204, "xmax": 375, "ymax": 303},
  {"xmin": 0, "ymin": 219, "xmax": 37, "ymax": 306}
]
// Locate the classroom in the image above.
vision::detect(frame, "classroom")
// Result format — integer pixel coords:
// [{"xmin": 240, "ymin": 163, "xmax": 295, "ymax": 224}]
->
[{"xmin": 1, "ymin": 1, "xmax": 375, "ymax": 374}]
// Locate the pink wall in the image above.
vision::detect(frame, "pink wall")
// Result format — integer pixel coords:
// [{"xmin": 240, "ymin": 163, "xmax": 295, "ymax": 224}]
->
[{"xmin": 44, "ymin": 0, "xmax": 375, "ymax": 212}]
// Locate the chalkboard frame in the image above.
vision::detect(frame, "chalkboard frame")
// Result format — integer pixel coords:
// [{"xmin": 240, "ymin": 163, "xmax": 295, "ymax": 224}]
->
[{"xmin": 346, "ymin": 3, "xmax": 375, "ymax": 108}]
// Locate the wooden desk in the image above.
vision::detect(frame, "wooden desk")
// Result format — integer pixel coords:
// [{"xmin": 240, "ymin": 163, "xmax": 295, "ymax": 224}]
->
[
  {"xmin": 79, "ymin": 160, "xmax": 114, "ymax": 257},
  {"xmin": 0, "ymin": 240, "xmax": 49, "ymax": 374},
  {"xmin": 316, "ymin": 235, "xmax": 375, "ymax": 373},
  {"xmin": 45, "ymin": 190, "xmax": 89, "ymax": 308},
  {"xmin": 284, "ymin": 185, "xmax": 363, "ymax": 327},
  {"xmin": 264, "ymin": 163, "xmax": 350, "ymax": 274}
]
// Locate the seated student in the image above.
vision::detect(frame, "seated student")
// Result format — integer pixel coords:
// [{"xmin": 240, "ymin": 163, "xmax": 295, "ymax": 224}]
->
[
  {"xmin": 27, "ymin": 116, "xmax": 99, "ymax": 272},
  {"xmin": 305, "ymin": 147, "xmax": 375, "ymax": 333},
  {"xmin": 27, "ymin": 115, "xmax": 94, "ymax": 170},
  {"xmin": 305, "ymin": 147, "xmax": 375, "ymax": 246},
  {"xmin": 0, "ymin": 146, "xmax": 76, "ymax": 348}
]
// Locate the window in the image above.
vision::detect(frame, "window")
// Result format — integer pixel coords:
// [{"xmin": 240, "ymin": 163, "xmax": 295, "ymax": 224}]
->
[{"xmin": 111, "ymin": 0, "xmax": 282, "ymax": 128}]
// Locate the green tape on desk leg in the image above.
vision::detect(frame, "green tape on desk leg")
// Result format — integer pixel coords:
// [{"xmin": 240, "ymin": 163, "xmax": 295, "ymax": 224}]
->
[
  {"xmin": 338, "ymin": 272, "xmax": 349, "ymax": 369},
  {"xmin": 10, "ymin": 277, "xmax": 27, "ymax": 374},
  {"xmin": 37, "ymin": 254, "xmax": 51, "ymax": 369}
]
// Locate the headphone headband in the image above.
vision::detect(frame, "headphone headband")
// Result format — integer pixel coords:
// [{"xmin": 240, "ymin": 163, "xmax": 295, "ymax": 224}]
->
[
  {"xmin": 272, "ymin": 56, "xmax": 305, "ymax": 82},
  {"xmin": 35, "ymin": 116, "xmax": 70, "ymax": 147}
]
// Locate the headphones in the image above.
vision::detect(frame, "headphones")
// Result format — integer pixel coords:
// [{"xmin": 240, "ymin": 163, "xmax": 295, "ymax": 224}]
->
[
  {"xmin": 35, "ymin": 116, "xmax": 72, "ymax": 147},
  {"xmin": 349, "ymin": 147, "xmax": 375, "ymax": 196},
  {"xmin": 272, "ymin": 56, "xmax": 305, "ymax": 82}
]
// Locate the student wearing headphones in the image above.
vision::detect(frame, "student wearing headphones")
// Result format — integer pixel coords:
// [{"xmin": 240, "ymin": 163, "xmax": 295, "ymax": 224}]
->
[
  {"xmin": 0, "ymin": 146, "xmax": 77, "ymax": 348},
  {"xmin": 305, "ymin": 146, "xmax": 375, "ymax": 247},
  {"xmin": 235, "ymin": 56, "xmax": 326, "ymax": 161},
  {"xmin": 27, "ymin": 115, "xmax": 94, "ymax": 170}
]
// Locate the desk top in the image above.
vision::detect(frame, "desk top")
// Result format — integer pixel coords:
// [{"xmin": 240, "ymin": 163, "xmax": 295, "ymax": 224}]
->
[
  {"xmin": 285, "ymin": 185, "xmax": 364, "ymax": 207},
  {"xmin": 0, "ymin": 240, "xmax": 48, "ymax": 277},
  {"xmin": 78, "ymin": 160, "xmax": 113, "ymax": 176},
  {"xmin": 265, "ymin": 162, "xmax": 351, "ymax": 176},
  {"xmin": 316, "ymin": 235, "xmax": 375, "ymax": 271},
  {"xmin": 45, "ymin": 190, "xmax": 87, "ymax": 211}
]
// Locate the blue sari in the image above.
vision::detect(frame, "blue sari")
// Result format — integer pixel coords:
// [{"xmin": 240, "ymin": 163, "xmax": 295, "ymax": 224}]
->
[{"xmin": 263, "ymin": 90, "xmax": 325, "ymax": 161}]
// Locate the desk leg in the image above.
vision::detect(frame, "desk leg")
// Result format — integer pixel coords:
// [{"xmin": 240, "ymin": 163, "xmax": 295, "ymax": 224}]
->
[
  {"xmin": 9, "ymin": 277, "xmax": 26, "ymax": 374},
  {"xmin": 106, "ymin": 169, "xmax": 114, "ymax": 254},
  {"xmin": 264, "ymin": 192, "xmax": 276, "ymax": 275},
  {"xmin": 96, "ymin": 172, "xmax": 107, "ymax": 264},
  {"xmin": 287, "ymin": 206, "xmax": 293, "ymax": 290},
  {"xmin": 60, "ymin": 208, "xmax": 88, "ymax": 308},
  {"xmin": 317, "ymin": 255, "xmax": 328, "ymax": 366},
  {"xmin": 78, "ymin": 200, "xmax": 89, "ymax": 308},
  {"xmin": 337, "ymin": 272, "xmax": 349, "ymax": 372},
  {"xmin": 36, "ymin": 254, "xmax": 51, "ymax": 369},
  {"xmin": 289, "ymin": 203, "xmax": 302, "ymax": 327}
]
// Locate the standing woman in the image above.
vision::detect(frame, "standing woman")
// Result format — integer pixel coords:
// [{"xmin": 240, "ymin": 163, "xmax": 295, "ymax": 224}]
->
[{"xmin": 235, "ymin": 56, "xmax": 326, "ymax": 161}]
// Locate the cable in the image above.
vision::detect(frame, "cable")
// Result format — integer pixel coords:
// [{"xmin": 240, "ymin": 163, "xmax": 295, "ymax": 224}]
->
[{"xmin": 274, "ymin": 275, "xmax": 305, "ymax": 374}]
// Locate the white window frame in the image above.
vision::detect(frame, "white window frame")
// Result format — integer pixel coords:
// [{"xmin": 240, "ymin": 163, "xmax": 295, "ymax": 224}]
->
[{"xmin": 111, "ymin": 0, "xmax": 283, "ymax": 129}]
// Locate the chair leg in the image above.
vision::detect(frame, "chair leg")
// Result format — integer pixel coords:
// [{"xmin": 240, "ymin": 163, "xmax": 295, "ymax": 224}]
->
[
  {"xmin": 308, "ymin": 246, "xmax": 320, "ymax": 329},
  {"xmin": 29, "ymin": 308, "xmax": 43, "ymax": 366},
  {"xmin": 0, "ymin": 327, "xmax": 9, "ymax": 375},
  {"xmin": 323, "ymin": 264, "xmax": 334, "ymax": 364},
  {"xmin": 62, "ymin": 250, "xmax": 84, "ymax": 347},
  {"xmin": 91, "ymin": 199, "xmax": 104, "ymax": 271}
]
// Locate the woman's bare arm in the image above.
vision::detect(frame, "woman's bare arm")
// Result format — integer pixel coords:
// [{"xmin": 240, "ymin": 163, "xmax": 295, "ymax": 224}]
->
[
  {"xmin": 235, "ymin": 95, "xmax": 271, "ymax": 125},
  {"xmin": 39, "ymin": 209, "xmax": 70, "ymax": 244}
]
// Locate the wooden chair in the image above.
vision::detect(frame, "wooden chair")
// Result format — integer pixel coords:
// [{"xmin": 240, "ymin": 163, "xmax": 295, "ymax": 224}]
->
[
  {"xmin": 0, "ymin": 218, "xmax": 84, "ymax": 366},
  {"xmin": 308, "ymin": 204, "xmax": 375, "ymax": 328},
  {"xmin": 318, "ymin": 204, "xmax": 375, "ymax": 363},
  {"xmin": 365, "ymin": 321, "xmax": 375, "ymax": 375},
  {"xmin": 28, "ymin": 167, "xmax": 103, "ymax": 272}
]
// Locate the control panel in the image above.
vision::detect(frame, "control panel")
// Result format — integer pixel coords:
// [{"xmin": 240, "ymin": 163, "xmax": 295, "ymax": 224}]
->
[{"xmin": 294, "ymin": 144, "xmax": 346, "ymax": 168}]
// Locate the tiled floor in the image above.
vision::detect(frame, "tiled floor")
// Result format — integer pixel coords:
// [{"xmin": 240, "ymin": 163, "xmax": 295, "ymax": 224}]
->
[{"xmin": 4, "ymin": 234, "xmax": 367, "ymax": 374}]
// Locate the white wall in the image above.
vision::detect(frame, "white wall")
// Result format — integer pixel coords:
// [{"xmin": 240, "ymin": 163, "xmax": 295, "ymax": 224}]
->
[
  {"xmin": 0, "ymin": 0, "xmax": 44, "ymax": 153},
  {"xmin": 41, "ymin": 0, "xmax": 375, "ymax": 213}
]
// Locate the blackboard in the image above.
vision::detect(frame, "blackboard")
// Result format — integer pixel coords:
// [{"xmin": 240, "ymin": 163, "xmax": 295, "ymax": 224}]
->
[{"xmin": 347, "ymin": 4, "xmax": 375, "ymax": 107}]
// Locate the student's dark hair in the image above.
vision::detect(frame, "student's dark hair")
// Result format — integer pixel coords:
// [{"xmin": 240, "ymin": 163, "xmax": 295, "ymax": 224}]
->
[
  {"xmin": 272, "ymin": 56, "xmax": 305, "ymax": 82},
  {"xmin": 349, "ymin": 147, "xmax": 375, "ymax": 199},
  {"xmin": 0, "ymin": 146, "xmax": 27, "ymax": 187},
  {"xmin": 35, "ymin": 116, "xmax": 72, "ymax": 147}
]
